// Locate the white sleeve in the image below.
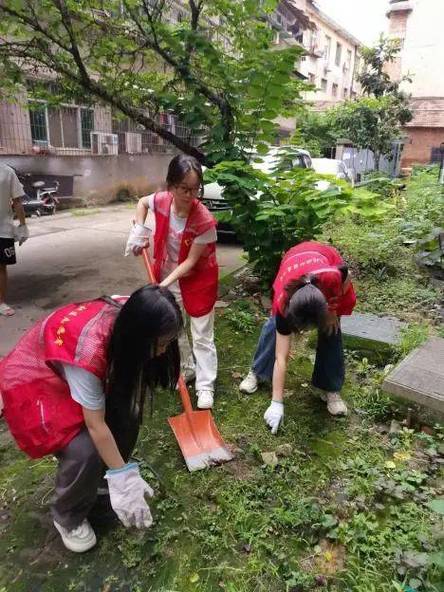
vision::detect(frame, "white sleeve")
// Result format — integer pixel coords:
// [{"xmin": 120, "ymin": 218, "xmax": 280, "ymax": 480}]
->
[
  {"xmin": 142, "ymin": 193, "xmax": 156, "ymax": 212},
  {"xmin": 8, "ymin": 167, "xmax": 24, "ymax": 200},
  {"xmin": 60, "ymin": 363, "xmax": 105, "ymax": 411},
  {"xmin": 194, "ymin": 227, "xmax": 217, "ymax": 245}
]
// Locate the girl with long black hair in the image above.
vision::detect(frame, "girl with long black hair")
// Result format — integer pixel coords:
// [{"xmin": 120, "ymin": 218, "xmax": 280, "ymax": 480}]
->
[{"xmin": 0, "ymin": 285, "xmax": 182, "ymax": 552}]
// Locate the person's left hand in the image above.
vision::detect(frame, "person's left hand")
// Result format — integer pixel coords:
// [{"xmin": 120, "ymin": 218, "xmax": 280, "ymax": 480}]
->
[
  {"xmin": 323, "ymin": 311, "xmax": 339, "ymax": 336},
  {"xmin": 14, "ymin": 224, "xmax": 29, "ymax": 246}
]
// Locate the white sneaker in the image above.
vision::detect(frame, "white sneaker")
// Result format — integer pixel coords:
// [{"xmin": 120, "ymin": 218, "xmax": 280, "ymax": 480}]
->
[
  {"xmin": 197, "ymin": 390, "xmax": 214, "ymax": 409},
  {"xmin": 321, "ymin": 392, "xmax": 348, "ymax": 416},
  {"xmin": 54, "ymin": 519, "xmax": 97, "ymax": 553},
  {"xmin": 239, "ymin": 370, "xmax": 258, "ymax": 394}
]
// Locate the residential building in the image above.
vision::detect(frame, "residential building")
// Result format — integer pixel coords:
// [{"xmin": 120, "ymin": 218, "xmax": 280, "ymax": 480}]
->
[
  {"xmin": 289, "ymin": 0, "xmax": 362, "ymax": 109},
  {"xmin": 386, "ymin": 0, "xmax": 444, "ymax": 166},
  {"xmin": 269, "ymin": 1, "xmax": 362, "ymax": 133}
]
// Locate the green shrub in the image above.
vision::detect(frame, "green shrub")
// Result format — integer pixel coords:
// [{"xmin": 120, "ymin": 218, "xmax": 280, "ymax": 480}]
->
[
  {"xmin": 319, "ymin": 216, "xmax": 405, "ymax": 277},
  {"xmin": 206, "ymin": 155, "xmax": 392, "ymax": 283}
]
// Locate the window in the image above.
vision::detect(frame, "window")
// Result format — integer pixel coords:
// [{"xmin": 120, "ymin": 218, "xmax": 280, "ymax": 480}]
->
[
  {"xmin": 321, "ymin": 78, "xmax": 328, "ymax": 92},
  {"xmin": 324, "ymin": 35, "xmax": 331, "ymax": 62},
  {"xmin": 332, "ymin": 83, "xmax": 338, "ymax": 97},
  {"xmin": 29, "ymin": 104, "xmax": 48, "ymax": 144},
  {"xmin": 335, "ymin": 42, "xmax": 342, "ymax": 66},
  {"xmin": 346, "ymin": 49, "xmax": 352, "ymax": 68},
  {"xmin": 29, "ymin": 102, "xmax": 95, "ymax": 150},
  {"xmin": 308, "ymin": 73, "xmax": 315, "ymax": 84},
  {"xmin": 80, "ymin": 108, "xmax": 94, "ymax": 149},
  {"xmin": 343, "ymin": 87, "xmax": 349, "ymax": 98}
]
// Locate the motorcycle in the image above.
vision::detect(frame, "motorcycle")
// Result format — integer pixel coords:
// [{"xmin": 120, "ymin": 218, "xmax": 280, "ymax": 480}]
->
[
  {"xmin": 23, "ymin": 180, "xmax": 60, "ymax": 217},
  {"xmin": 12, "ymin": 168, "xmax": 60, "ymax": 217}
]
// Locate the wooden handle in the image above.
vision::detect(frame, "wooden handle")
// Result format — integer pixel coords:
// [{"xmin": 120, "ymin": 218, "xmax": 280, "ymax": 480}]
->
[{"xmin": 141, "ymin": 248, "xmax": 195, "ymax": 416}]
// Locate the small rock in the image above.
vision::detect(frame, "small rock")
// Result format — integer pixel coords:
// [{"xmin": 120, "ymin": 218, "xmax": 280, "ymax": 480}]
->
[
  {"xmin": 261, "ymin": 451, "xmax": 279, "ymax": 468},
  {"xmin": 276, "ymin": 443, "xmax": 293, "ymax": 458},
  {"xmin": 389, "ymin": 420, "xmax": 402, "ymax": 435},
  {"xmin": 215, "ymin": 300, "xmax": 229, "ymax": 308},
  {"xmin": 242, "ymin": 543, "xmax": 252, "ymax": 553}
]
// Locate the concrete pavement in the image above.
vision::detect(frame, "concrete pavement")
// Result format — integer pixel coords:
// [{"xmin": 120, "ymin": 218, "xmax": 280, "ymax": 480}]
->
[{"xmin": 0, "ymin": 205, "xmax": 244, "ymax": 356}]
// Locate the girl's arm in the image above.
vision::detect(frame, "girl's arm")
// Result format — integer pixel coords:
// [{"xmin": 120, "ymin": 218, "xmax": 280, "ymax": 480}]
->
[
  {"xmin": 159, "ymin": 242, "xmax": 207, "ymax": 288},
  {"xmin": 271, "ymin": 332, "xmax": 292, "ymax": 403},
  {"xmin": 135, "ymin": 195, "xmax": 150, "ymax": 225},
  {"xmin": 82, "ymin": 407, "xmax": 126, "ymax": 469}
]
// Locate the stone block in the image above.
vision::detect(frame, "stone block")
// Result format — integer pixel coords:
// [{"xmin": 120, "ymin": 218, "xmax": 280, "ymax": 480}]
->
[
  {"xmin": 383, "ymin": 338, "xmax": 444, "ymax": 413},
  {"xmin": 341, "ymin": 312, "xmax": 406, "ymax": 352}
]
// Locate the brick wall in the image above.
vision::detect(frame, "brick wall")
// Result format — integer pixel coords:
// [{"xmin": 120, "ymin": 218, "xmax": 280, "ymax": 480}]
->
[{"xmin": 401, "ymin": 127, "xmax": 444, "ymax": 167}]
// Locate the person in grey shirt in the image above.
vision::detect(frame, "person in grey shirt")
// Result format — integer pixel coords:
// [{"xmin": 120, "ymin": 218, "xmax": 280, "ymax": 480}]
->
[{"xmin": 0, "ymin": 164, "xmax": 29, "ymax": 316}]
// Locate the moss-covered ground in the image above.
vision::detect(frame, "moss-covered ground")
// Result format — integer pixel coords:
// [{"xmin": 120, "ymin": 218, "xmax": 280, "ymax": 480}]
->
[{"xmin": 0, "ymin": 285, "xmax": 443, "ymax": 592}]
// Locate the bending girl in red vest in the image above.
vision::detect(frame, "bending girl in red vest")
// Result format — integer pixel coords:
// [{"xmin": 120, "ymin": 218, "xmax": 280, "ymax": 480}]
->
[
  {"xmin": 125, "ymin": 154, "xmax": 218, "ymax": 410},
  {"xmin": 239, "ymin": 241, "xmax": 357, "ymax": 434},
  {"xmin": 0, "ymin": 286, "xmax": 183, "ymax": 552}
]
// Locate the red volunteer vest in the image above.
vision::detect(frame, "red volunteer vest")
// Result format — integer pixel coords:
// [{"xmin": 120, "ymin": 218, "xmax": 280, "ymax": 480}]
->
[
  {"xmin": 153, "ymin": 191, "xmax": 218, "ymax": 317},
  {"xmin": 0, "ymin": 298, "xmax": 123, "ymax": 458},
  {"xmin": 272, "ymin": 241, "xmax": 356, "ymax": 317}
]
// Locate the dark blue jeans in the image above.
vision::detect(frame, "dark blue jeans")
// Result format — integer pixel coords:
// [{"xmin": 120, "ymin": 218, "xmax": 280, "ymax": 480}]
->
[{"xmin": 252, "ymin": 316, "xmax": 345, "ymax": 393}]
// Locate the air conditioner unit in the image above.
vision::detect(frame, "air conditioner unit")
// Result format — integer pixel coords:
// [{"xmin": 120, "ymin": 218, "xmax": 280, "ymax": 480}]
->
[
  {"xmin": 91, "ymin": 132, "xmax": 118, "ymax": 155},
  {"xmin": 121, "ymin": 132, "xmax": 142, "ymax": 154}
]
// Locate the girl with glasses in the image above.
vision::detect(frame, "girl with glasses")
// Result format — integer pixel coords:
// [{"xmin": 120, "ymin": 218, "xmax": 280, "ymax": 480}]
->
[{"xmin": 126, "ymin": 154, "xmax": 219, "ymax": 410}]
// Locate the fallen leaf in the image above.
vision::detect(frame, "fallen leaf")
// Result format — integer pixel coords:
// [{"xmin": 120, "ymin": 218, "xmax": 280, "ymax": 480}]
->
[
  {"xmin": 190, "ymin": 573, "xmax": 200, "ymax": 583},
  {"xmin": 385, "ymin": 460, "xmax": 396, "ymax": 469},
  {"xmin": 231, "ymin": 371, "xmax": 243, "ymax": 380},
  {"xmin": 261, "ymin": 451, "xmax": 278, "ymax": 468},
  {"xmin": 393, "ymin": 451, "xmax": 411, "ymax": 462}
]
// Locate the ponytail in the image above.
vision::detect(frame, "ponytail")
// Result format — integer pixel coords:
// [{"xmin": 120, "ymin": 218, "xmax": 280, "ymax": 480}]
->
[{"xmin": 284, "ymin": 274, "xmax": 327, "ymax": 332}]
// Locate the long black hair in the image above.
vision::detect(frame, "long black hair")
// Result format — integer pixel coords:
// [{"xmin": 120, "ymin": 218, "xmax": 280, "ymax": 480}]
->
[
  {"xmin": 105, "ymin": 285, "xmax": 183, "ymax": 458},
  {"xmin": 284, "ymin": 274, "xmax": 328, "ymax": 332},
  {"xmin": 166, "ymin": 154, "xmax": 204, "ymax": 198}
]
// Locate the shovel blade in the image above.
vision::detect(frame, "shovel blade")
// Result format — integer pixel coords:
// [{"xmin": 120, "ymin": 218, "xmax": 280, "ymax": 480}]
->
[{"xmin": 168, "ymin": 410, "xmax": 233, "ymax": 472}]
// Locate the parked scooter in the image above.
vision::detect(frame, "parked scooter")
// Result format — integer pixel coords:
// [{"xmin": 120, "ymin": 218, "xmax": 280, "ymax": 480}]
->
[
  {"xmin": 27, "ymin": 180, "xmax": 60, "ymax": 216},
  {"xmin": 12, "ymin": 168, "xmax": 60, "ymax": 217}
]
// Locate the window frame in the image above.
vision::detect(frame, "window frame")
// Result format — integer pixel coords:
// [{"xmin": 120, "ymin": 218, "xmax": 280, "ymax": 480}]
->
[{"xmin": 335, "ymin": 42, "xmax": 342, "ymax": 67}]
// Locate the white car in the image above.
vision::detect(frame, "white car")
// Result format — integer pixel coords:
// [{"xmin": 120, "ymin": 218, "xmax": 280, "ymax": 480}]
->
[
  {"xmin": 311, "ymin": 158, "xmax": 354, "ymax": 185},
  {"xmin": 203, "ymin": 147, "xmax": 313, "ymax": 237}
]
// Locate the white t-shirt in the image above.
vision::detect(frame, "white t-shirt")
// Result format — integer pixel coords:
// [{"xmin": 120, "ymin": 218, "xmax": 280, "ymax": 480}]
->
[
  {"xmin": 0, "ymin": 165, "xmax": 24, "ymax": 238},
  {"xmin": 56, "ymin": 362, "xmax": 105, "ymax": 411},
  {"xmin": 146, "ymin": 194, "xmax": 217, "ymax": 297}
]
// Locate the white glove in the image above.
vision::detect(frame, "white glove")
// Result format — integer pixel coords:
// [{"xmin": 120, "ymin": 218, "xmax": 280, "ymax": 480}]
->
[
  {"xmin": 104, "ymin": 463, "xmax": 154, "ymax": 529},
  {"xmin": 124, "ymin": 222, "xmax": 150, "ymax": 256},
  {"xmin": 264, "ymin": 400, "xmax": 284, "ymax": 435},
  {"xmin": 14, "ymin": 224, "xmax": 29, "ymax": 246}
]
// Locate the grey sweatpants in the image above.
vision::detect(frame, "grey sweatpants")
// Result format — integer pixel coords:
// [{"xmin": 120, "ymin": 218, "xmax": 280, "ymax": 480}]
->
[
  {"xmin": 51, "ymin": 428, "xmax": 103, "ymax": 530},
  {"xmin": 51, "ymin": 418, "xmax": 140, "ymax": 530}
]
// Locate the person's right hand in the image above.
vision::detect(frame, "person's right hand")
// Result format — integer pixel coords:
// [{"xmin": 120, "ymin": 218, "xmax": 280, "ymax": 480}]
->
[
  {"xmin": 264, "ymin": 400, "xmax": 284, "ymax": 435},
  {"xmin": 105, "ymin": 463, "xmax": 154, "ymax": 528},
  {"xmin": 14, "ymin": 224, "xmax": 29, "ymax": 246},
  {"xmin": 124, "ymin": 222, "xmax": 150, "ymax": 256}
]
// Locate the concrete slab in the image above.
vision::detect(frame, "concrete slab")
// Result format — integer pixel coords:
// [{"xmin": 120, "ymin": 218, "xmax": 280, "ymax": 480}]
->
[
  {"xmin": 341, "ymin": 312, "xmax": 406, "ymax": 351},
  {"xmin": 382, "ymin": 338, "xmax": 444, "ymax": 413}
]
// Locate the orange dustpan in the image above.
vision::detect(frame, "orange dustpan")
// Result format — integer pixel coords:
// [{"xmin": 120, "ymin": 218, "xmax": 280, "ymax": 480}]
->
[{"xmin": 142, "ymin": 249, "xmax": 233, "ymax": 472}]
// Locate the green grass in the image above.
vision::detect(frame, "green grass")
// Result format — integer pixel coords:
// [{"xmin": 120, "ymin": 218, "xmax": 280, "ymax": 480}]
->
[
  {"xmin": 0, "ymin": 170, "xmax": 442, "ymax": 591},
  {"xmin": 0, "ymin": 303, "xmax": 442, "ymax": 592},
  {"xmin": 70, "ymin": 207, "xmax": 102, "ymax": 217}
]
